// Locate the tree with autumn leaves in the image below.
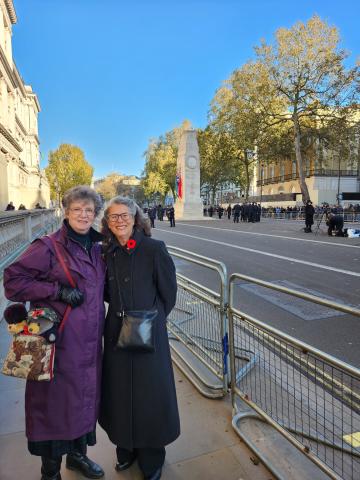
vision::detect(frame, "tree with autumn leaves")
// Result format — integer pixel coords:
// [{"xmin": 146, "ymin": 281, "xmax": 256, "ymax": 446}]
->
[
  {"xmin": 45, "ymin": 144, "xmax": 93, "ymax": 202},
  {"xmin": 143, "ymin": 16, "xmax": 359, "ymax": 204}
]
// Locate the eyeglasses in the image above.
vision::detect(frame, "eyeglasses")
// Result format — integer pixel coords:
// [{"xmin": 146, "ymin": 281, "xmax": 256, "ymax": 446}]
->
[
  {"xmin": 69, "ymin": 207, "xmax": 95, "ymax": 217},
  {"xmin": 107, "ymin": 213, "xmax": 132, "ymax": 222}
]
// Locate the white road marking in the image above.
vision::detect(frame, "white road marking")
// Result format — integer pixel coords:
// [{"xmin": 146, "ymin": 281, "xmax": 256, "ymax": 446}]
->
[
  {"xmin": 157, "ymin": 229, "xmax": 360, "ymax": 278},
  {"xmin": 177, "ymin": 223, "xmax": 360, "ymax": 249}
]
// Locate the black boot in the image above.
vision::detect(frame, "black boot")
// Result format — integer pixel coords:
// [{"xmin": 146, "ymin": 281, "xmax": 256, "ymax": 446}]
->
[
  {"xmin": 41, "ymin": 456, "xmax": 62, "ymax": 480},
  {"xmin": 66, "ymin": 452, "xmax": 104, "ymax": 478},
  {"xmin": 115, "ymin": 446, "xmax": 137, "ymax": 472}
]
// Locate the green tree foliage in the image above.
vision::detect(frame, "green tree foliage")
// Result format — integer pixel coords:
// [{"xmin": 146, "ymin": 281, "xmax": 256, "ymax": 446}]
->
[
  {"xmin": 197, "ymin": 126, "xmax": 239, "ymax": 202},
  {"xmin": 142, "ymin": 120, "xmax": 191, "ymax": 201},
  {"xmin": 253, "ymin": 15, "xmax": 359, "ymax": 202},
  {"xmin": 45, "ymin": 144, "xmax": 93, "ymax": 199},
  {"xmin": 210, "ymin": 62, "xmax": 287, "ymax": 198}
]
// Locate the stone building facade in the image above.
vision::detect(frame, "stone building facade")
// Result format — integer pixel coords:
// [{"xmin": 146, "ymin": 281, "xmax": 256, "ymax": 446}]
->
[
  {"xmin": 253, "ymin": 154, "xmax": 359, "ymax": 207},
  {"xmin": 252, "ymin": 114, "xmax": 360, "ymax": 206},
  {"xmin": 0, "ymin": 0, "xmax": 49, "ymax": 210}
]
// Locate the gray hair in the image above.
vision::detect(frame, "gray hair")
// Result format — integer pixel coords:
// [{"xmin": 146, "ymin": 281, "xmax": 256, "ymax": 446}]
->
[
  {"xmin": 102, "ymin": 196, "xmax": 151, "ymax": 243},
  {"xmin": 62, "ymin": 185, "xmax": 103, "ymax": 216}
]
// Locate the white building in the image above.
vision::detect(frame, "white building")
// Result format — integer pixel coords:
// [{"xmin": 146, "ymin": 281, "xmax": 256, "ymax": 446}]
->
[{"xmin": 0, "ymin": 0, "xmax": 49, "ymax": 210}]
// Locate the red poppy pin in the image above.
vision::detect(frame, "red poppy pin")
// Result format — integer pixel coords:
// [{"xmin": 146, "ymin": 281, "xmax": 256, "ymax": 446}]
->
[{"xmin": 126, "ymin": 239, "xmax": 136, "ymax": 250}]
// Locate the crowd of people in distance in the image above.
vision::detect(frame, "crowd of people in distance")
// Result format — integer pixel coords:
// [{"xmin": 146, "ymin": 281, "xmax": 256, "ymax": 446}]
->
[
  {"xmin": 143, "ymin": 204, "xmax": 176, "ymax": 228},
  {"xmin": 202, "ymin": 201, "xmax": 360, "ymax": 237},
  {"xmin": 204, "ymin": 203, "xmax": 262, "ymax": 223},
  {"xmin": 203, "ymin": 203, "xmax": 360, "ymax": 222}
]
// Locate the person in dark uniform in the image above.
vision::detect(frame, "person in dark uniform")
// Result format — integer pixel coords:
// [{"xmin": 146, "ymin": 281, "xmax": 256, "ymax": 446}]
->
[
  {"xmin": 257, "ymin": 204, "xmax": 261, "ymax": 222},
  {"xmin": 100, "ymin": 196, "xmax": 180, "ymax": 480},
  {"xmin": 326, "ymin": 212, "xmax": 344, "ymax": 236},
  {"xmin": 304, "ymin": 200, "xmax": 315, "ymax": 232},
  {"xmin": 168, "ymin": 205, "xmax": 175, "ymax": 227},
  {"xmin": 240, "ymin": 204, "xmax": 245, "ymax": 222},
  {"xmin": 208, "ymin": 205, "xmax": 214, "ymax": 217},
  {"xmin": 248, "ymin": 203, "xmax": 255, "ymax": 223},
  {"xmin": 157, "ymin": 204, "xmax": 164, "ymax": 221},
  {"xmin": 217, "ymin": 206, "xmax": 224, "ymax": 219},
  {"xmin": 244, "ymin": 203, "xmax": 250, "ymax": 222},
  {"xmin": 233, "ymin": 203, "xmax": 241, "ymax": 223},
  {"xmin": 226, "ymin": 205, "xmax": 232, "ymax": 220},
  {"xmin": 5, "ymin": 201, "xmax": 15, "ymax": 211},
  {"xmin": 148, "ymin": 207, "xmax": 156, "ymax": 228}
]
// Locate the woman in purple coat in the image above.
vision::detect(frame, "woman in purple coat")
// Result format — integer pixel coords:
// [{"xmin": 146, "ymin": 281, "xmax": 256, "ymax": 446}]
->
[{"xmin": 3, "ymin": 186, "xmax": 106, "ymax": 480}]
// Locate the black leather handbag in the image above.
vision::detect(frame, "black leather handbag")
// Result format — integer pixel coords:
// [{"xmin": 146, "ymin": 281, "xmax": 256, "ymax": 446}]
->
[{"xmin": 116, "ymin": 309, "xmax": 158, "ymax": 352}]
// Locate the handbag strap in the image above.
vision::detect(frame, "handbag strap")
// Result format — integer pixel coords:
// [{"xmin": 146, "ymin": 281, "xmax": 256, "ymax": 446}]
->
[{"xmin": 48, "ymin": 236, "xmax": 76, "ymax": 332}]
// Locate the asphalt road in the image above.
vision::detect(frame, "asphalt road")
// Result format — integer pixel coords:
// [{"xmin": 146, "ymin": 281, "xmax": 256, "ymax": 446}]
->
[{"xmin": 152, "ymin": 217, "xmax": 360, "ymax": 368}]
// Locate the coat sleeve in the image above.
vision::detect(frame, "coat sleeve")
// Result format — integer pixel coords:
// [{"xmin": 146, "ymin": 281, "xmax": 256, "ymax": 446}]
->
[
  {"xmin": 3, "ymin": 239, "xmax": 60, "ymax": 302},
  {"xmin": 155, "ymin": 241, "xmax": 177, "ymax": 317}
]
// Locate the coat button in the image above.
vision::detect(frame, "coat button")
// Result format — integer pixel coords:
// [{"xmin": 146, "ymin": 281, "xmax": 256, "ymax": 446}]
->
[{"xmin": 124, "ymin": 277, "xmax": 130, "ymax": 282}]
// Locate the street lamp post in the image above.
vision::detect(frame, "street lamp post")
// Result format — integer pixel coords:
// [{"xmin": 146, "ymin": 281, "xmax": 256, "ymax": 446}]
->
[{"xmin": 337, "ymin": 155, "xmax": 341, "ymax": 206}]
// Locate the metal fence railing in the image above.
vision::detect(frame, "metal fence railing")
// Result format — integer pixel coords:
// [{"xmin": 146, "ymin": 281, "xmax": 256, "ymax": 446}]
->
[
  {"xmin": 167, "ymin": 246, "xmax": 228, "ymax": 398},
  {"xmin": 260, "ymin": 211, "xmax": 360, "ymax": 223},
  {"xmin": 228, "ymin": 273, "xmax": 360, "ymax": 480}
]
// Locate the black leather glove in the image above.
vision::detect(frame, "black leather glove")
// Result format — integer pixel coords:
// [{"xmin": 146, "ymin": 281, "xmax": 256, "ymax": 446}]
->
[{"xmin": 57, "ymin": 285, "xmax": 84, "ymax": 308}]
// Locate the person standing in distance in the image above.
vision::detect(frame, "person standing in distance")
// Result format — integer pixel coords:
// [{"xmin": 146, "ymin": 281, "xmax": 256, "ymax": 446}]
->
[
  {"xmin": 168, "ymin": 205, "xmax": 175, "ymax": 227},
  {"xmin": 304, "ymin": 200, "xmax": 315, "ymax": 233}
]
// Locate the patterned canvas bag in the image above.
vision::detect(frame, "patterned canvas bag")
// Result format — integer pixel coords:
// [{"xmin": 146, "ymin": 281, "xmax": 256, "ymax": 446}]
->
[
  {"xmin": 2, "ymin": 236, "xmax": 75, "ymax": 382},
  {"xmin": 2, "ymin": 333, "xmax": 56, "ymax": 381}
]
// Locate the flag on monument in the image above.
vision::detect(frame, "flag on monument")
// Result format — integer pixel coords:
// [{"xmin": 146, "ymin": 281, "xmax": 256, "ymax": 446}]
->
[{"xmin": 175, "ymin": 173, "xmax": 182, "ymax": 199}]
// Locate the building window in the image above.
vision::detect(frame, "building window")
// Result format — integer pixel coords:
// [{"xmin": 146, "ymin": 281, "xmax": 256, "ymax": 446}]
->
[{"xmin": 280, "ymin": 163, "xmax": 285, "ymax": 181}]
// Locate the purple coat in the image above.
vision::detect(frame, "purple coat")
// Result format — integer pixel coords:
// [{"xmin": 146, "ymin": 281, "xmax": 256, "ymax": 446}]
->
[{"xmin": 3, "ymin": 224, "xmax": 106, "ymax": 441}]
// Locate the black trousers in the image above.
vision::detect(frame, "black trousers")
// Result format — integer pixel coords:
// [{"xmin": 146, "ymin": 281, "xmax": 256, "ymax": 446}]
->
[
  {"xmin": 116, "ymin": 446, "xmax": 165, "ymax": 476},
  {"xmin": 170, "ymin": 218, "xmax": 175, "ymax": 227},
  {"xmin": 41, "ymin": 456, "xmax": 62, "ymax": 477}
]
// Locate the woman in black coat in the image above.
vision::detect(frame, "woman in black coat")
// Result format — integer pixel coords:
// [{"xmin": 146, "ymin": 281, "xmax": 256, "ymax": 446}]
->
[{"xmin": 99, "ymin": 196, "xmax": 180, "ymax": 480}]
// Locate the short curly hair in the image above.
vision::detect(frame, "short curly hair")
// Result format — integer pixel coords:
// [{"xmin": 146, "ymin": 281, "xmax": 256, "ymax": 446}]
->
[{"xmin": 62, "ymin": 185, "xmax": 103, "ymax": 216}]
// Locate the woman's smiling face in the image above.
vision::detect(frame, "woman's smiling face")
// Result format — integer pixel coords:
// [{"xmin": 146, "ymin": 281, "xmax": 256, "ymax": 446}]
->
[
  {"xmin": 65, "ymin": 200, "xmax": 96, "ymax": 234},
  {"xmin": 106, "ymin": 204, "xmax": 135, "ymax": 245}
]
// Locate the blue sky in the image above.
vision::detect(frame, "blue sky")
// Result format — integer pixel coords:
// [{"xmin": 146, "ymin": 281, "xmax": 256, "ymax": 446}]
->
[{"xmin": 13, "ymin": 0, "xmax": 359, "ymax": 179}]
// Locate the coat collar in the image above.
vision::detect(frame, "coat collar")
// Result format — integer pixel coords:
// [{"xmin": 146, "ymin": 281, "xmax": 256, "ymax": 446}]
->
[
  {"xmin": 106, "ymin": 227, "xmax": 145, "ymax": 255},
  {"xmin": 60, "ymin": 220, "xmax": 104, "ymax": 245}
]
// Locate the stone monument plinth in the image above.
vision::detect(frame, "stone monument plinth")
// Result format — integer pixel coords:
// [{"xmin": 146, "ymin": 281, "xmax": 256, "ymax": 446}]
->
[{"xmin": 174, "ymin": 129, "xmax": 204, "ymax": 220}]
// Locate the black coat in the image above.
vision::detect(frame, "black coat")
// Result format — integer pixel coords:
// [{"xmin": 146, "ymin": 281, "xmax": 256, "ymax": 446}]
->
[
  {"xmin": 99, "ymin": 228, "xmax": 180, "ymax": 449},
  {"xmin": 305, "ymin": 204, "xmax": 315, "ymax": 225}
]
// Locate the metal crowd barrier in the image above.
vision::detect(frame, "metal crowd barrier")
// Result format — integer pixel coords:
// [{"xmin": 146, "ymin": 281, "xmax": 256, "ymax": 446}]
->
[
  {"xmin": 228, "ymin": 273, "xmax": 360, "ymax": 480},
  {"xmin": 260, "ymin": 211, "xmax": 360, "ymax": 223},
  {"xmin": 167, "ymin": 246, "xmax": 229, "ymax": 398}
]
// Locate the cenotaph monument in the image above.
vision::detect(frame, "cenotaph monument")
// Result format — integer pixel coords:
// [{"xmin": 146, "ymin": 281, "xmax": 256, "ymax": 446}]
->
[{"xmin": 174, "ymin": 129, "xmax": 204, "ymax": 220}]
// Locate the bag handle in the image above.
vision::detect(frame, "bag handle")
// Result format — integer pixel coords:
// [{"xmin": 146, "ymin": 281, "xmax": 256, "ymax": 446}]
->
[{"xmin": 48, "ymin": 236, "xmax": 76, "ymax": 332}]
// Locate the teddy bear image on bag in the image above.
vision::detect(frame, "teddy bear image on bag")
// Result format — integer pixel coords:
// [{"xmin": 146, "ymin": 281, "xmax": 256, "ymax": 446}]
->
[{"xmin": 2, "ymin": 304, "xmax": 60, "ymax": 381}]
